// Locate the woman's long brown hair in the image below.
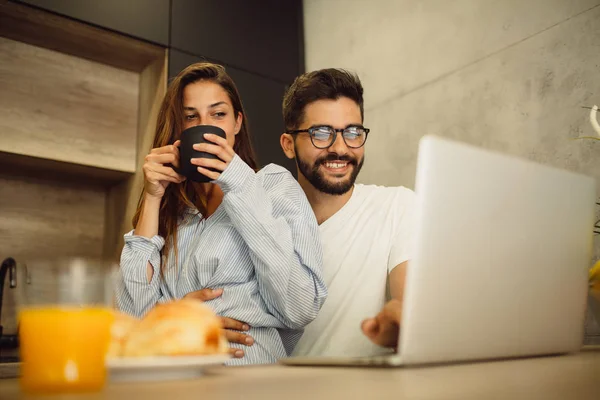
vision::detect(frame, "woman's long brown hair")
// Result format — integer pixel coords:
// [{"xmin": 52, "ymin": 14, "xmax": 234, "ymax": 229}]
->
[{"xmin": 132, "ymin": 63, "xmax": 259, "ymax": 270}]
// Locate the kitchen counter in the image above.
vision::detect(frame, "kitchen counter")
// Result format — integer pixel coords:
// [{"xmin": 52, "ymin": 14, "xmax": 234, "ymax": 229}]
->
[
  {"xmin": 1, "ymin": 348, "xmax": 599, "ymax": 399},
  {"xmin": 0, "ymin": 362, "xmax": 19, "ymax": 379}
]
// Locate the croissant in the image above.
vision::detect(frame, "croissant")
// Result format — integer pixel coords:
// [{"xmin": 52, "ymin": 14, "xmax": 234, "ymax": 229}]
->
[
  {"xmin": 107, "ymin": 311, "xmax": 139, "ymax": 358},
  {"xmin": 116, "ymin": 299, "xmax": 228, "ymax": 357}
]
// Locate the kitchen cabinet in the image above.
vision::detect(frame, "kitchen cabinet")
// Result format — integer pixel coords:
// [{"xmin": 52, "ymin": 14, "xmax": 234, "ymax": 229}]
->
[
  {"xmin": 15, "ymin": 0, "xmax": 170, "ymax": 46},
  {"xmin": 170, "ymin": 0, "xmax": 303, "ymax": 83}
]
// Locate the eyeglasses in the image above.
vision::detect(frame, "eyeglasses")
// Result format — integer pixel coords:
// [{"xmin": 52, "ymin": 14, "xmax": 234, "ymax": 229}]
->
[{"xmin": 286, "ymin": 125, "xmax": 370, "ymax": 149}]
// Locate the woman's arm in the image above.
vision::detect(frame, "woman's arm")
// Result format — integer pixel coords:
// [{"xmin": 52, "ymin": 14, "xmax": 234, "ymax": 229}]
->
[
  {"xmin": 115, "ymin": 218, "xmax": 165, "ymax": 318},
  {"xmin": 133, "ymin": 194, "xmax": 162, "ymax": 282},
  {"xmin": 116, "ymin": 139, "xmax": 185, "ymax": 317},
  {"xmin": 216, "ymin": 155, "xmax": 327, "ymax": 330}
]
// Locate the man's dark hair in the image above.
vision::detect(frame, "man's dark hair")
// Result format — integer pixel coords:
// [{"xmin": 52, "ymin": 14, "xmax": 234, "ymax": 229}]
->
[{"xmin": 282, "ymin": 68, "xmax": 364, "ymax": 131}]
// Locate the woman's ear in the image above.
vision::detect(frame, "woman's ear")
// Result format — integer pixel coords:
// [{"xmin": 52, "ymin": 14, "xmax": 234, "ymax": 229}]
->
[
  {"xmin": 280, "ymin": 133, "xmax": 296, "ymax": 159},
  {"xmin": 234, "ymin": 112, "xmax": 242, "ymax": 135}
]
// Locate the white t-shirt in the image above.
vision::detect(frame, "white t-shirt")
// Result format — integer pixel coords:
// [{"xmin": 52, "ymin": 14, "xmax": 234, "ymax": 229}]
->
[{"xmin": 292, "ymin": 184, "xmax": 416, "ymax": 357}]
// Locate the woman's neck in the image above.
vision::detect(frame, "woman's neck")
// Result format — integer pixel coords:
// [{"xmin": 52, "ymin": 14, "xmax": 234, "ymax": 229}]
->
[{"xmin": 200, "ymin": 182, "xmax": 223, "ymax": 217}]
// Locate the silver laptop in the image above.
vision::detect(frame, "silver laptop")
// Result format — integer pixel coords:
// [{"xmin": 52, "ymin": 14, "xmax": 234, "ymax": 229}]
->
[{"xmin": 282, "ymin": 135, "xmax": 595, "ymax": 367}]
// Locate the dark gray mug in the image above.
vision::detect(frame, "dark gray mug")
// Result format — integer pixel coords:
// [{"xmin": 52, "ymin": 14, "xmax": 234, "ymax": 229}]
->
[{"xmin": 178, "ymin": 125, "xmax": 227, "ymax": 182}]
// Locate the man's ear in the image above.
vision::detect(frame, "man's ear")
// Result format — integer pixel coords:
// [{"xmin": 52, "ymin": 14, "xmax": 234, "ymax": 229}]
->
[
  {"xmin": 280, "ymin": 133, "xmax": 296, "ymax": 159},
  {"xmin": 234, "ymin": 112, "xmax": 242, "ymax": 135}
]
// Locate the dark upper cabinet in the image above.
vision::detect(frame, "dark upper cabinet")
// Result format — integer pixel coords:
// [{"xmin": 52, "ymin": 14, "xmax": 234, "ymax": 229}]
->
[
  {"xmin": 15, "ymin": 0, "xmax": 170, "ymax": 46},
  {"xmin": 169, "ymin": 50, "xmax": 296, "ymax": 175},
  {"xmin": 170, "ymin": 0, "xmax": 303, "ymax": 83}
]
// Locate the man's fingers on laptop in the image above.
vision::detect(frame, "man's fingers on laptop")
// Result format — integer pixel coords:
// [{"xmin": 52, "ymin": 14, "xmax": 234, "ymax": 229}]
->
[
  {"xmin": 382, "ymin": 299, "xmax": 402, "ymax": 323},
  {"xmin": 361, "ymin": 300, "xmax": 402, "ymax": 348},
  {"xmin": 374, "ymin": 318, "xmax": 399, "ymax": 348},
  {"xmin": 373, "ymin": 300, "xmax": 401, "ymax": 348},
  {"xmin": 361, "ymin": 318, "xmax": 380, "ymax": 338}
]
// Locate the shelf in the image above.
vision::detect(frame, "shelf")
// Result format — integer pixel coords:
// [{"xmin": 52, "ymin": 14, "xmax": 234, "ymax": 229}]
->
[
  {"xmin": 0, "ymin": 0, "xmax": 164, "ymax": 72},
  {"xmin": 0, "ymin": 151, "xmax": 133, "ymax": 187},
  {"xmin": 0, "ymin": 36, "xmax": 139, "ymax": 173},
  {"xmin": 0, "ymin": 0, "xmax": 168, "ymax": 341}
]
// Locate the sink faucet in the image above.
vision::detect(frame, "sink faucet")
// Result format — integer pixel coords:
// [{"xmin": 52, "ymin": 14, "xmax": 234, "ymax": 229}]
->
[
  {"xmin": 0, "ymin": 257, "xmax": 17, "ymax": 335},
  {"xmin": 0, "ymin": 257, "xmax": 24, "ymax": 348}
]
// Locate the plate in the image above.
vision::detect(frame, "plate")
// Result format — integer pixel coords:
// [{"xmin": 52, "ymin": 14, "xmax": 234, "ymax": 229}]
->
[{"xmin": 107, "ymin": 354, "xmax": 231, "ymax": 382}]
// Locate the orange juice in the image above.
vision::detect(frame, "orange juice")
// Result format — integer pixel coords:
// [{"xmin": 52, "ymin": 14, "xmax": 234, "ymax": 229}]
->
[{"xmin": 19, "ymin": 307, "xmax": 114, "ymax": 393}]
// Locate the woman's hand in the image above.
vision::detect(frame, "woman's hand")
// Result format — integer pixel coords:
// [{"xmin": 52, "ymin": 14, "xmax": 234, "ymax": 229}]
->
[
  {"xmin": 142, "ymin": 140, "xmax": 186, "ymax": 199},
  {"xmin": 190, "ymin": 134, "xmax": 236, "ymax": 180}
]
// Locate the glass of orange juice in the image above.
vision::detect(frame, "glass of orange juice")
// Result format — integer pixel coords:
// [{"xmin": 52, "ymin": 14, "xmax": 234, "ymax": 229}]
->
[{"xmin": 17, "ymin": 258, "xmax": 116, "ymax": 394}]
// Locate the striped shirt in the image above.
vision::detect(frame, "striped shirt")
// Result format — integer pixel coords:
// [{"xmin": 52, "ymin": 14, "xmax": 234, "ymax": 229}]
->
[{"xmin": 116, "ymin": 154, "xmax": 327, "ymax": 365}]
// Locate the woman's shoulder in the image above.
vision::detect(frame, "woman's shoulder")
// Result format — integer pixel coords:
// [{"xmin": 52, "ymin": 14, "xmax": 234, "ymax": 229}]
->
[
  {"xmin": 254, "ymin": 164, "xmax": 314, "ymax": 217},
  {"xmin": 257, "ymin": 163, "xmax": 293, "ymax": 177},
  {"xmin": 257, "ymin": 163, "xmax": 296, "ymax": 184},
  {"xmin": 257, "ymin": 163, "xmax": 302, "ymax": 195}
]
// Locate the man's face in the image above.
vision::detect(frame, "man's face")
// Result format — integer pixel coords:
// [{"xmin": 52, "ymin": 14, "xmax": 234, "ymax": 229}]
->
[{"xmin": 284, "ymin": 97, "xmax": 365, "ymax": 195}]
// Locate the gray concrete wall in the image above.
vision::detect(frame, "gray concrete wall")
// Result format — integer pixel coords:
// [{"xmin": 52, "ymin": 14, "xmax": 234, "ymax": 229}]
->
[{"xmin": 304, "ymin": 0, "xmax": 600, "ymax": 343}]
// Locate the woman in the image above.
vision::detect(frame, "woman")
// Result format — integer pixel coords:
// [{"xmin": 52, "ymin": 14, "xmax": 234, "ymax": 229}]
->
[{"xmin": 116, "ymin": 62, "xmax": 327, "ymax": 365}]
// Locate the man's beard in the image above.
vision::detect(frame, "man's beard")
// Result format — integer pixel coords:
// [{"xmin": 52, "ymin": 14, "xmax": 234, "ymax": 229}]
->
[{"xmin": 296, "ymin": 150, "xmax": 364, "ymax": 196}]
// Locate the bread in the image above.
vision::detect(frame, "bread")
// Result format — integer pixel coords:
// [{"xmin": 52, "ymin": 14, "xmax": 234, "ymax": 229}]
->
[
  {"xmin": 107, "ymin": 311, "xmax": 139, "ymax": 358},
  {"xmin": 119, "ymin": 299, "xmax": 228, "ymax": 357}
]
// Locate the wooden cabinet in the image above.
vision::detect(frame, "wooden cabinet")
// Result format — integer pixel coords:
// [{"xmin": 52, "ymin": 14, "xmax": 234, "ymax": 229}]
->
[
  {"xmin": 0, "ymin": 36, "xmax": 139, "ymax": 173},
  {"xmin": 170, "ymin": 0, "xmax": 303, "ymax": 83},
  {"xmin": 8, "ymin": 0, "xmax": 305, "ymax": 173},
  {"xmin": 14, "ymin": 0, "xmax": 170, "ymax": 46},
  {"xmin": 0, "ymin": 0, "xmax": 168, "ymax": 334},
  {"xmin": 0, "ymin": 0, "xmax": 167, "ymax": 259}
]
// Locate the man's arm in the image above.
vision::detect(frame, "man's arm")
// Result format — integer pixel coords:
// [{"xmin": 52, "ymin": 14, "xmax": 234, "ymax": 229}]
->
[
  {"xmin": 389, "ymin": 261, "xmax": 407, "ymax": 301},
  {"xmin": 361, "ymin": 261, "xmax": 407, "ymax": 348},
  {"xmin": 363, "ymin": 187, "xmax": 416, "ymax": 348}
]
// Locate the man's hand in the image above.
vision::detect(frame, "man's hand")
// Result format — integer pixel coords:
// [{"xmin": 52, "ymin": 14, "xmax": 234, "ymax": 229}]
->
[
  {"xmin": 361, "ymin": 299, "xmax": 402, "ymax": 349},
  {"xmin": 184, "ymin": 288, "xmax": 254, "ymax": 358}
]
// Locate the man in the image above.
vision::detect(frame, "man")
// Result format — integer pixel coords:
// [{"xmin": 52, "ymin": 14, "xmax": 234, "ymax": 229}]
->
[
  {"xmin": 188, "ymin": 68, "xmax": 408, "ymax": 358},
  {"xmin": 278, "ymin": 68, "xmax": 415, "ymax": 357}
]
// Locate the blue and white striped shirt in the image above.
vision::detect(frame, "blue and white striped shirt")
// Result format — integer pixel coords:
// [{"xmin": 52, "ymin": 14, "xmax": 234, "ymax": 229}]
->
[{"xmin": 116, "ymin": 155, "xmax": 327, "ymax": 365}]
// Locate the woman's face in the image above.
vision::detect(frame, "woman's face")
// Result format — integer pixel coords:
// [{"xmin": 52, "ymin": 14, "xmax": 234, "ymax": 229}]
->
[{"xmin": 182, "ymin": 80, "xmax": 242, "ymax": 148}]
